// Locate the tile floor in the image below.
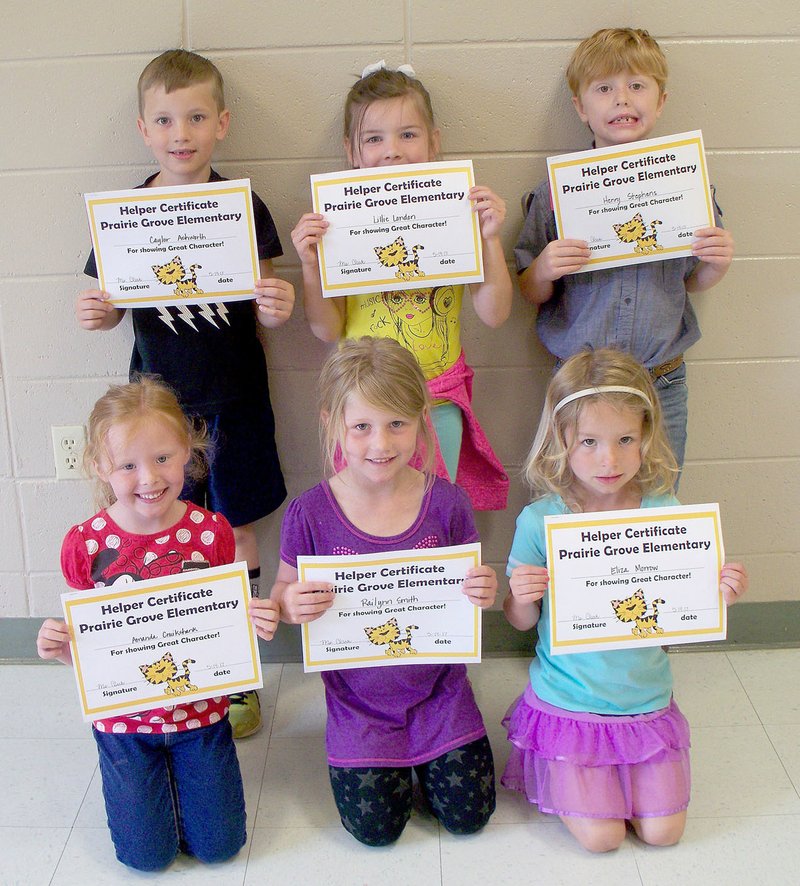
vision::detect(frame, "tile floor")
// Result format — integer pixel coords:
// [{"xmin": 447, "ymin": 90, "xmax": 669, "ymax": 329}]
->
[{"xmin": 1, "ymin": 649, "xmax": 799, "ymax": 885}]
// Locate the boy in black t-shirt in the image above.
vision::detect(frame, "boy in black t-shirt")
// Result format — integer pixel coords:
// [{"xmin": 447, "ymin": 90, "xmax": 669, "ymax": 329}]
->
[{"xmin": 78, "ymin": 50, "xmax": 294, "ymax": 738}]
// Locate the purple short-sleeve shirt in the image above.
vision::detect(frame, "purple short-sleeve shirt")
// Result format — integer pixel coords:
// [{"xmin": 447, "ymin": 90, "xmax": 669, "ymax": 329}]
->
[{"xmin": 280, "ymin": 477, "xmax": 487, "ymax": 767}]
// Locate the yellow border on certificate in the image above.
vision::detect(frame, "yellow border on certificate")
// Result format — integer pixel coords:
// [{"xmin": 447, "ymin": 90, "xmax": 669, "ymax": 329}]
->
[
  {"xmin": 313, "ymin": 164, "xmax": 481, "ymax": 292},
  {"xmin": 64, "ymin": 566, "xmax": 259, "ymax": 717},
  {"xmin": 549, "ymin": 135, "xmax": 713, "ymax": 268},
  {"xmin": 545, "ymin": 509, "xmax": 724, "ymax": 650},
  {"xmin": 87, "ymin": 184, "xmax": 260, "ymax": 304},
  {"xmin": 299, "ymin": 548, "xmax": 481, "ymax": 667}
]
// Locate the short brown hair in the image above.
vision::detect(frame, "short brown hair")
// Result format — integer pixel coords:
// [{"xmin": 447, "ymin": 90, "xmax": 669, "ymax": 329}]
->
[
  {"xmin": 137, "ymin": 49, "xmax": 225, "ymax": 115},
  {"xmin": 344, "ymin": 67, "xmax": 437, "ymax": 167},
  {"xmin": 566, "ymin": 29, "xmax": 668, "ymax": 96}
]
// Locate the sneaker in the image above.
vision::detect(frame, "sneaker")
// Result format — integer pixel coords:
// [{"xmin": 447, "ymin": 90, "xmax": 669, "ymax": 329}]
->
[{"xmin": 229, "ymin": 690, "xmax": 261, "ymax": 738}]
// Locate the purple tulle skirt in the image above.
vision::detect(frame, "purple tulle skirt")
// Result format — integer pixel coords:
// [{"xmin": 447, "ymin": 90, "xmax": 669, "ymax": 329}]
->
[{"xmin": 501, "ymin": 684, "xmax": 691, "ymax": 819}]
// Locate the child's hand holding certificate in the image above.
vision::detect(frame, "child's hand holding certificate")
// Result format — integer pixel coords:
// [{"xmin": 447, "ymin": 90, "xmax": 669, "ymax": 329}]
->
[{"xmin": 547, "ymin": 131, "xmax": 715, "ymax": 272}]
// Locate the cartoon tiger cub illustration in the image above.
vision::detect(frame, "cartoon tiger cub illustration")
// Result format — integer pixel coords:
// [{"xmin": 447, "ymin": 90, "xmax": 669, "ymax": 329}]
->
[
  {"xmin": 374, "ymin": 237, "xmax": 425, "ymax": 281},
  {"xmin": 139, "ymin": 651, "xmax": 198, "ymax": 696},
  {"xmin": 152, "ymin": 255, "xmax": 205, "ymax": 296},
  {"xmin": 364, "ymin": 617, "xmax": 419, "ymax": 657},
  {"xmin": 610, "ymin": 588, "xmax": 666, "ymax": 638},
  {"xmin": 612, "ymin": 213, "xmax": 663, "ymax": 254}
]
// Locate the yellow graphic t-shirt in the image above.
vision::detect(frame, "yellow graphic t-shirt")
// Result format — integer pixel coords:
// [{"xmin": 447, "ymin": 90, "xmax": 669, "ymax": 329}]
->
[{"xmin": 344, "ymin": 286, "xmax": 463, "ymax": 380}]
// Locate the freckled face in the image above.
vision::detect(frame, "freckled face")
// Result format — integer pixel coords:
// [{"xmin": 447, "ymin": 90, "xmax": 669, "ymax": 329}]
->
[{"xmin": 98, "ymin": 416, "xmax": 190, "ymax": 534}]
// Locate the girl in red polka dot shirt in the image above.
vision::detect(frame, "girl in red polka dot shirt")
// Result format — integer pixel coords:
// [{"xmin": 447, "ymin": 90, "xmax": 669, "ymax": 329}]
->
[{"xmin": 37, "ymin": 377, "xmax": 279, "ymax": 871}]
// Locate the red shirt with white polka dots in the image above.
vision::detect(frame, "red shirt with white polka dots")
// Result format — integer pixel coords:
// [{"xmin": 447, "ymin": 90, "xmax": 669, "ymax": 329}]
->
[{"xmin": 61, "ymin": 504, "xmax": 235, "ymax": 735}]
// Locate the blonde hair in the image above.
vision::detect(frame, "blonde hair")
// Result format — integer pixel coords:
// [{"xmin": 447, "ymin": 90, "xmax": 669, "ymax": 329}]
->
[
  {"xmin": 344, "ymin": 66, "xmax": 437, "ymax": 167},
  {"xmin": 83, "ymin": 376, "xmax": 208, "ymax": 509},
  {"xmin": 566, "ymin": 28, "xmax": 668, "ymax": 96},
  {"xmin": 318, "ymin": 337, "xmax": 435, "ymax": 478},
  {"xmin": 524, "ymin": 349, "xmax": 678, "ymax": 509},
  {"xmin": 138, "ymin": 49, "xmax": 226, "ymax": 115}
]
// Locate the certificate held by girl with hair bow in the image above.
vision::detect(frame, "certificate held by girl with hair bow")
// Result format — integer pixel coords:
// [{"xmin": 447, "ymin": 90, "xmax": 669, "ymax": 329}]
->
[{"xmin": 310, "ymin": 161, "xmax": 484, "ymax": 297}]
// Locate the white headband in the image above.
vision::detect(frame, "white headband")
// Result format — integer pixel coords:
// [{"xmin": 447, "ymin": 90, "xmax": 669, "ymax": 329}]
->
[
  {"xmin": 553, "ymin": 386, "xmax": 652, "ymax": 414},
  {"xmin": 361, "ymin": 59, "xmax": 417, "ymax": 80}
]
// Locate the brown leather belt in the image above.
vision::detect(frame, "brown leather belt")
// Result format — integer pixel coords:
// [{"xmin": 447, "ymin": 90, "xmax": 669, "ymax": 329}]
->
[{"xmin": 649, "ymin": 354, "xmax": 684, "ymax": 379}]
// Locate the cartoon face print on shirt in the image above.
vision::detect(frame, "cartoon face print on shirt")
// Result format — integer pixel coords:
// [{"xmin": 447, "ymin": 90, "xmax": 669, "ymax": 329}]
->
[
  {"xmin": 80, "ymin": 510, "xmax": 217, "ymax": 586},
  {"xmin": 89, "ymin": 543, "xmax": 186, "ymax": 586},
  {"xmin": 381, "ymin": 286, "xmax": 458, "ymax": 377}
]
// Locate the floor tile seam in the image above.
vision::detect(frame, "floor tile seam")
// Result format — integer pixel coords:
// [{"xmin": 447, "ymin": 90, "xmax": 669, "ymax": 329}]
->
[
  {"xmin": 760, "ymin": 726, "xmax": 800, "ymax": 801},
  {"xmin": 751, "ymin": 717, "xmax": 800, "ymax": 727},
  {"xmin": 692, "ymin": 718, "xmax": 800, "ymax": 730},
  {"xmin": 52, "ymin": 749, "xmax": 101, "ymax": 881},
  {"xmin": 48, "ymin": 813, "xmax": 77, "ymax": 886},
  {"xmin": 259, "ymin": 661, "xmax": 283, "ymax": 744},
  {"xmin": 685, "ymin": 811, "xmax": 800, "ymax": 820},
  {"xmin": 621, "ymin": 834, "xmax": 647, "ymax": 886},
  {"xmin": 247, "ymin": 663, "xmax": 283, "ymax": 843},
  {"xmin": 0, "ymin": 735, "xmax": 97, "ymax": 742},
  {"xmin": 239, "ymin": 824, "xmax": 259, "ymax": 886},
  {"xmin": 720, "ymin": 651, "xmax": 768, "ymax": 725},
  {"xmin": 687, "ymin": 804, "xmax": 800, "ymax": 819},
  {"xmin": 440, "ymin": 817, "xmax": 561, "ymax": 830},
  {"xmin": 0, "ymin": 825, "xmax": 74, "ymax": 830},
  {"xmin": 689, "ymin": 722, "xmax": 771, "ymax": 732}
]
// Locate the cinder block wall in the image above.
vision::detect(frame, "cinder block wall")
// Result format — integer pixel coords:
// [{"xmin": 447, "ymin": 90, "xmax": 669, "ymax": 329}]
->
[{"xmin": 1, "ymin": 2, "xmax": 797, "ymax": 621}]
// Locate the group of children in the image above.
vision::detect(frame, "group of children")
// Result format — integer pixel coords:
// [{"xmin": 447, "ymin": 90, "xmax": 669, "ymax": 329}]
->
[{"xmin": 36, "ymin": 28, "xmax": 748, "ymax": 871}]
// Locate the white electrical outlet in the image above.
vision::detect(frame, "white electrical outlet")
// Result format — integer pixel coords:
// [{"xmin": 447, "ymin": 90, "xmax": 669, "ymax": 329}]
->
[{"xmin": 51, "ymin": 425, "xmax": 86, "ymax": 480}]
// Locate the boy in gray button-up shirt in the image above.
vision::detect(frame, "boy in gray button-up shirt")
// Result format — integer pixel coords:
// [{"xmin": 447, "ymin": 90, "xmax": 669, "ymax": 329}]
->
[{"xmin": 516, "ymin": 28, "xmax": 733, "ymax": 468}]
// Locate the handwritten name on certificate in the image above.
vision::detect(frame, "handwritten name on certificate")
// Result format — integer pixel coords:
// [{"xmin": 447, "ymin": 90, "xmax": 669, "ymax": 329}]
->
[
  {"xmin": 297, "ymin": 544, "xmax": 482, "ymax": 673},
  {"xmin": 310, "ymin": 161, "xmax": 484, "ymax": 297},
  {"xmin": 544, "ymin": 504, "xmax": 725, "ymax": 655},
  {"xmin": 62, "ymin": 562, "xmax": 262, "ymax": 721},
  {"xmin": 84, "ymin": 179, "xmax": 260, "ymax": 307},
  {"xmin": 548, "ymin": 131, "xmax": 714, "ymax": 272}
]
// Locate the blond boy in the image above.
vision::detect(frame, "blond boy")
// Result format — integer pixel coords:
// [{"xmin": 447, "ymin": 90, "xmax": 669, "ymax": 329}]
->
[{"xmin": 516, "ymin": 29, "xmax": 733, "ymax": 468}]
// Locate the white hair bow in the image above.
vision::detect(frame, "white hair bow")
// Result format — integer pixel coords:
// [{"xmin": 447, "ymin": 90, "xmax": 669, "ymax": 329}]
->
[{"xmin": 361, "ymin": 59, "xmax": 417, "ymax": 79}]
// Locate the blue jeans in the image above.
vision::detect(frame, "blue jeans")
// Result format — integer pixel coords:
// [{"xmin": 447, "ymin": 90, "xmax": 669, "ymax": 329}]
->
[
  {"xmin": 93, "ymin": 717, "xmax": 246, "ymax": 871},
  {"xmin": 654, "ymin": 362, "xmax": 688, "ymax": 478}
]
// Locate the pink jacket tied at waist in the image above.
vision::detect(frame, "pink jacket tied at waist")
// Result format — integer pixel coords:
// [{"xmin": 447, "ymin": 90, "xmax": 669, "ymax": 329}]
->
[
  {"xmin": 333, "ymin": 351, "xmax": 508, "ymax": 510},
  {"xmin": 426, "ymin": 351, "xmax": 508, "ymax": 511}
]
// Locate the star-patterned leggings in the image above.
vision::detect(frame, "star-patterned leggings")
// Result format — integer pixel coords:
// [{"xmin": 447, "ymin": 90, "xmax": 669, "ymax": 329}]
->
[{"xmin": 328, "ymin": 736, "xmax": 495, "ymax": 846}]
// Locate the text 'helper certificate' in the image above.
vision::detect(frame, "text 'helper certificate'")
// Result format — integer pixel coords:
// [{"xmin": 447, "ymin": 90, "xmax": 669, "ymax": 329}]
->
[
  {"xmin": 298, "ymin": 544, "xmax": 482, "ymax": 673},
  {"xmin": 544, "ymin": 504, "xmax": 725, "ymax": 655},
  {"xmin": 548, "ymin": 131, "xmax": 714, "ymax": 272},
  {"xmin": 62, "ymin": 562, "xmax": 262, "ymax": 721},
  {"xmin": 311, "ymin": 161, "xmax": 483, "ymax": 297},
  {"xmin": 84, "ymin": 179, "xmax": 259, "ymax": 307}
]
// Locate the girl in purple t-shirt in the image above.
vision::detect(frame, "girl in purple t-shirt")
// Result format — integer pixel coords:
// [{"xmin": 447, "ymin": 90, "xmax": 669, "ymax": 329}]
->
[{"xmin": 250, "ymin": 336, "xmax": 497, "ymax": 846}]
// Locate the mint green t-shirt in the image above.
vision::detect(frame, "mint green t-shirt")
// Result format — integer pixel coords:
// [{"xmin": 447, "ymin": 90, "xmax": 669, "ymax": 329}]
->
[{"xmin": 507, "ymin": 493, "xmax": 679, "ymax": 715}]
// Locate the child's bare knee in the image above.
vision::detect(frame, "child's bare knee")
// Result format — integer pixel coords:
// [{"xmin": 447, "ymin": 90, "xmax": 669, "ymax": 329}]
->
[
  {"xmin": 562, "ymin": 817, "xmax": 625, "ymax": 853},
  {"xmin": 632, "ymin": 812, "xmax": 686, "ymax": 846},
  {"xmin": 581, "ymin": 828, "xmax": 626, "ymax": 853}
]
